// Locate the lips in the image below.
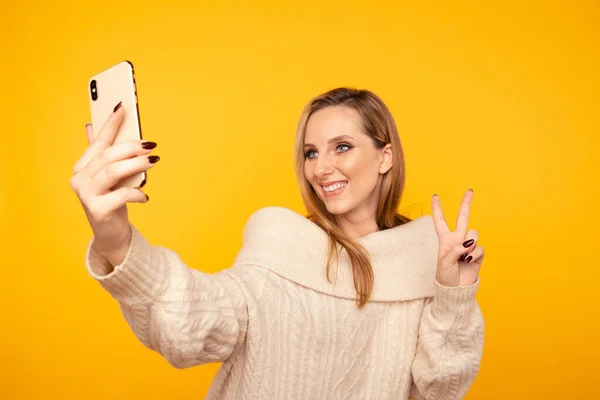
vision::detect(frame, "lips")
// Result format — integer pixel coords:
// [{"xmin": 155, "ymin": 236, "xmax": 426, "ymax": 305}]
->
[
  {"xmin": 320, "ymin": 180, "xmax": 349, "ymax": 191},
  {"xmin": 320, "ymin": 181, "xmax": 348, "ymax": 197},
  {"xmin": 319, "ymin": 180, "xmax": 348, "ymax": 187}
]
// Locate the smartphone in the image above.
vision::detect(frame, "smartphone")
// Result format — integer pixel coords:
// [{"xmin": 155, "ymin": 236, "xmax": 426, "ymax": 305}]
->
[{"xmin": 88, "ymin": 60, "xmax": 146, "ymax": 190}]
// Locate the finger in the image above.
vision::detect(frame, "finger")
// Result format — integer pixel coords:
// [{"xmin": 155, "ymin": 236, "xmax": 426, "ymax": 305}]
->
[
  {"xmin": 455, "ymin": 189, "xmax": 473, "ymax": 233},
  {"xmin": 90, "ymin": 154, "xmax": 159, "ymax": 194},
  {"xmin": 73, "ymin": 103, "xmax": 124, "ymax": 175},
  {"xmin": 90, "ymin": 186, "xmax": 149, "ymax": 215},
  {"xmin": 458, "ymin": 229, "xmax": 479, "ymax": 262},
  {"xmin": 73, "ymin": 123, "xmax": 98, "ymax": 174},
  {"xmin": 86, "ymin": 123, "xmax": 95, "ymax": 145},
  {"xmin": 82, "ymin": 139, "xmax": 156, "ymax": 179},
  {"xmin": 431, "ymin": 194, "xmax": 450, "ymax": 235},
  {"xmin": 444, "ymin": 232, "xmax": 478, "ymax": 264},
  {"xmin": 463, "ymin": 245, "xmax": 484, "ymax": 264},
  {"xmin": 95, "ymin": 101, "xmax": 125, "ymax": 146}
]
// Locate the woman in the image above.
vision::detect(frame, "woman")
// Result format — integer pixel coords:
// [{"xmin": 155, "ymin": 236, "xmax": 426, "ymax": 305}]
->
[{"xmin": 71, "ymin": 88, "xmax": 484, "ymax": 399}]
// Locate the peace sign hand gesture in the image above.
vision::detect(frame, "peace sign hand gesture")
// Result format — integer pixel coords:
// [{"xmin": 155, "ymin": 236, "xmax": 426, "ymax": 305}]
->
[{"xmin": 432, "ymin": 189, "xmax": 484, "ymax": 287}]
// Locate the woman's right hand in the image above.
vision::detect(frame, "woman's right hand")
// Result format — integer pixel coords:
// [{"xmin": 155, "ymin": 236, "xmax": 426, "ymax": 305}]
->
[{"xmin": 70, "ymin": 103, "xmax": 159, "ymax": 267}]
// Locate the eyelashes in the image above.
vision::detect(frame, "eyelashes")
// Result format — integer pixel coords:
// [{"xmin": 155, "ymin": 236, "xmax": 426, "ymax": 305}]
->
[{"xmin": 304, "ymin": 143, "xmax": 353, "ymax": 159}]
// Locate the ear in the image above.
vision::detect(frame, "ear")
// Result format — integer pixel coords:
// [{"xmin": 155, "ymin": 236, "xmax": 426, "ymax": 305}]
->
[{"xmin": 378, "ymin": 144, "xmax": 393, "ymax": 174}]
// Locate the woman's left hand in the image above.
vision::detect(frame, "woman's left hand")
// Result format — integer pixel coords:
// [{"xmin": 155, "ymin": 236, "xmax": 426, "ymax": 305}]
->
[{"xmin": 431, "ymin": 189, "xmax": 484, "ymax": 287}]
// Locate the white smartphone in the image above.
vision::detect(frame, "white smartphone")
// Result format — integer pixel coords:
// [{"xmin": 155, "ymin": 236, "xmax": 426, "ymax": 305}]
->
[{"xmin": 88, "ymin": 60, "xmax": 146, "ymax": 189}]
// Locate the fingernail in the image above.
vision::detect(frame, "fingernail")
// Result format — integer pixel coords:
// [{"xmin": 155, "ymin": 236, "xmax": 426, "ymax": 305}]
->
[
  {"xmin": 113, "ymin": 101, "xmax": 123, "ymax": 112},
  {"xmin": 145, "ymin": 193, "xmax": 149, "ymax": 201},
  {"xmin": 85, "ymin": 123, "xmax": 92, "ymax": 129},
  {"xmin": 148, "ymin": 155, "xmax": 160, "ymax": 163},
  {"xmin": 459, "ymin": 253, "xmax": 468, "ymax": 262},
  {"xmin": 465, "ymin": 255, "xmax": 473, "ymax": 263},
  {"xmin": 468, "ymin": 188, "xmax": 473, "ymax": 192},
  {"xmin": 462, "ymin": 239, "xmax": 475, "ymax": 248},
  {"xmin": 433, "ymin": 194, "xmax": 438, "ymax": 198},
  {"xmin": 142, "ymin": 141, "xmax": 157, "ymax": 149}
]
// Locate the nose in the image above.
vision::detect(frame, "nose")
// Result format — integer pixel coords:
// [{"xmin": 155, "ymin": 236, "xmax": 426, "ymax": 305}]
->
[{"xmin": 314, "ymin": 152, "xmax": 335, "ymax": 178}]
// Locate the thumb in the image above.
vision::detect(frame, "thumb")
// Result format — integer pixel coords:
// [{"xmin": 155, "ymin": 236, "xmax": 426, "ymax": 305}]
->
[{"xmin": 85, "ymin": 123, "xmax": 95, "ymax": 145}]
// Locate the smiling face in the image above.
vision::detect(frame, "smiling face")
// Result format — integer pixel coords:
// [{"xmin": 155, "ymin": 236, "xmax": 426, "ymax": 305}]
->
[{"xmin": 303, "ymin": 106, "xmax": 392, "ymax": 223}]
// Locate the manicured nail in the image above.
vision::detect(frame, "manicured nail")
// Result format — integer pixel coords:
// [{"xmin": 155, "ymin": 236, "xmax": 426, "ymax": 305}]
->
[
  {"xmin": 465, "ymin": 255, "xmax": 473, "ymax": 263},
  {"xmin": 462, "ymin": 239, "xmax": 475, "ymax": 248},
  {"xmin": 142, "ymin": 141, "xmax": 157, "ymax": 149},
  {"xmin": 459, "ymin": 253, "xmax": 468, "ymax": 262},
  {"xmin": 145, "ymin": 193, "xmax": 149, "ymax": 201},
  {"xmin": 113, "ymin": 101, "xmax": 123, "ymax": 112},
  {"xmin": 148, "ymin": 155, "xmax": 160, "ymax": 163},
  {"xmin": 468, "ymin": 188, "xmax": 473, "ymax": 192}
]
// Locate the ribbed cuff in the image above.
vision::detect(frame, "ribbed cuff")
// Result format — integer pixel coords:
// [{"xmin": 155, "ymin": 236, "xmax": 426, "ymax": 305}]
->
[
  {"xmin": 431, "ymin": 277, "xmax": 480, "ymax": 324},
  {"xmin": 85, "ymin": 224, "xmax": 167, "ymax": 306}
]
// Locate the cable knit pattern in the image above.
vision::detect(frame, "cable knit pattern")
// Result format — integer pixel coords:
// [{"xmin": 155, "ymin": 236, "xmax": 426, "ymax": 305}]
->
[{"xmin": 85, "ymin": 206, "xmax": 484, "ymax": 399}]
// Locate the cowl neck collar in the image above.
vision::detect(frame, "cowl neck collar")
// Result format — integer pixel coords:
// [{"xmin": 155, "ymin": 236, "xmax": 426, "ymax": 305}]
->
[{"xmin": 233, "ymin": 207, "xmax": 439, "ymax": 302}]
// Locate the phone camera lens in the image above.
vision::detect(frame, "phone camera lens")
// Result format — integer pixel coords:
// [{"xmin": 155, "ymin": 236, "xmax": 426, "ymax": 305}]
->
[{"xmin": 90, "ymin": 80, "xmax": 98, "ymax": 101}]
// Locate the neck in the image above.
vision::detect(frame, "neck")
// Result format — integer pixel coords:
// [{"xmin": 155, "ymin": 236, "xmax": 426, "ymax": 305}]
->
[{"xmin": 335, "ymin": 209, "xmax": 380, "ymax": 239}]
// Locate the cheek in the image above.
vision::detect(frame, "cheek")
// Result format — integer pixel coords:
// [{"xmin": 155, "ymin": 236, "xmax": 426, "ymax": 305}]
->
[
  {"xmin": 304, "ymin": 162, "xmax": 314, "ymax": 182},
  {"xmin": 339, "ymin": 152, "xmax": 378, "ymax": 180}
]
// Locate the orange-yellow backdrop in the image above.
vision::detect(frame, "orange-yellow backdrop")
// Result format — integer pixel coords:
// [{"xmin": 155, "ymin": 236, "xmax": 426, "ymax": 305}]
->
[{"xmin": 1, "ymin": 0, "xmax": 598, "ymax": 398}]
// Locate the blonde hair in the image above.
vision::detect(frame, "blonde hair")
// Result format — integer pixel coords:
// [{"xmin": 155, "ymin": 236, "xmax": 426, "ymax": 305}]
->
[{"xmin": 294, "ymin": 87, "xmax": 412, "ymax": 309}]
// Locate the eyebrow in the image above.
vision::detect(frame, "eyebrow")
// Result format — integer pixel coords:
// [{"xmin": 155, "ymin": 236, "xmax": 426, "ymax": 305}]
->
[{"xmin": 304, "ymin": 135, "xmax": 355, "ymax": 148}]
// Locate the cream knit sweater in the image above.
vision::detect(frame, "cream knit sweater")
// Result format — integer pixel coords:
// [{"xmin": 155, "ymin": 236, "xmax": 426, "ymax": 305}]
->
[{"xmin": 85, "ymin": 207, "xmax": 484, "ymax": 400}]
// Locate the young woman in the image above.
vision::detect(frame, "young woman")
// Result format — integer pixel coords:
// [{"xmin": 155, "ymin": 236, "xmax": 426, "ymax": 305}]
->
[{"xmin": 71, "ymin": 88, "xmax": 484, "ymax": 400}]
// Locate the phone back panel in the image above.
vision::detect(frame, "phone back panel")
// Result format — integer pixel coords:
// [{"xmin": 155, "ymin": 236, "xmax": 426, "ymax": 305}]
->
[{"xmin": 88, "ymin": 60, "xmax": 145, "ymax": 189}]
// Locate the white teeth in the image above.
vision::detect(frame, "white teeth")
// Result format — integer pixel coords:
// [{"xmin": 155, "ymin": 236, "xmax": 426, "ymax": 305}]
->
[{"xmin": 322, "ymin": 182, "xmax": 347, "ymax": 192}]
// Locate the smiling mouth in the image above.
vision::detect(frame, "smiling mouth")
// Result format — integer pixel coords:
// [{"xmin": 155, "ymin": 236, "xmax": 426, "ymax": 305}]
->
[
  {"xmin": 322, "ymin": 181, "xmax": 348, "ymax": 192},
  {"xmin": 321, "ymin": 181, "xmax": 348, "ymax": 197}
]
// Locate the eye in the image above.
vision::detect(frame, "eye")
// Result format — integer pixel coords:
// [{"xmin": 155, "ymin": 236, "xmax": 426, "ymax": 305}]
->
[
  {"xmin": 304, "ymin": 149, "xmax": 317, "ymax": 159},
  {"xmin": 336, "ymin": 143, "xmax": 352, "ymax": 153}
]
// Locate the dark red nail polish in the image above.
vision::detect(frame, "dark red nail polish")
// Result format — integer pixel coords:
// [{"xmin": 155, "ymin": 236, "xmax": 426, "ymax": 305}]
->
[
  {"xmin": 148, "ymin": 155, "xmax": 160, "ymax": 163},
  {"xmin": 142, "ymin": 141, "xmax": 157, "ymax": 149},
  {"xmin": 463, "ymin": 239, "xmax": 475, "ymax": 248},
  {"xmin": 459, "ymin": 253, "xmax": 468, "ymax": 262},
  {"xmin": 465, "ymin": 255, "xmax": 473, "ymax": 263},
  {"xmin": 145, "ymin": 194, "xmax": 149, "ymax": 201},
  {"xmin": 113, "ymin": 101, "xmax": 123, "ymax": 112}
]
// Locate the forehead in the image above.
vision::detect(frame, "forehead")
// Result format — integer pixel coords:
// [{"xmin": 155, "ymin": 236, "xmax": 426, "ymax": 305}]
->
[{"xmin": 304, "ymin": 106, "xmax": 364, "ymax": 144}]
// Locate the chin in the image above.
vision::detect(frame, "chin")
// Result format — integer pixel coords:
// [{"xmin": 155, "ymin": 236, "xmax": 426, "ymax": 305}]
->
[{"xmin": 322, "ymin": 199, "xmax": 355, "ymax": 216}]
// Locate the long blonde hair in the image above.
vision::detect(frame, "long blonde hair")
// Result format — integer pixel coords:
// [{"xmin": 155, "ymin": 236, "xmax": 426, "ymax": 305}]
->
[{"xmin": 294, "ymin": 87, "xmax": 412, "ymax": 309}]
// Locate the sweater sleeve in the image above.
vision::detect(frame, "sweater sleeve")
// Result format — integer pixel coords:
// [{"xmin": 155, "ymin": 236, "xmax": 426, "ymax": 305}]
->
[
  {"xmin": 84, "ymin": 224, "xmax": 249, "ymax": 369},
  {"xmin": 409, "ymin": 278, "xmax": 484, "ymax": 400}
]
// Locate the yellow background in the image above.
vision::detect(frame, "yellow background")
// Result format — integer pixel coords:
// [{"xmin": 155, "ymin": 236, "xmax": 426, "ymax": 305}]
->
[{"xmin": 1, "ymin": 0, "xmax": 598, "ymax": 398}]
